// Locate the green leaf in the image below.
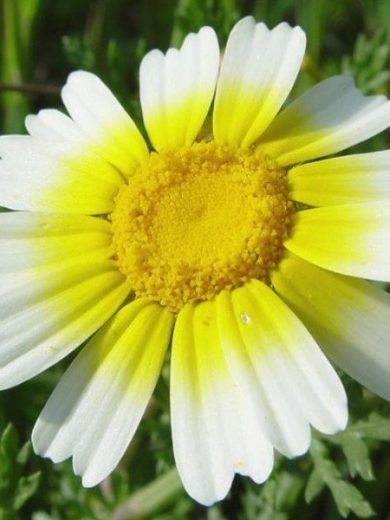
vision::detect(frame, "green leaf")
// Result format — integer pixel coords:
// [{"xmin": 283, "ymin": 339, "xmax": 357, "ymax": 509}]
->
[
  {"xmin": 0, "ymin": 424, "xmax": 18, "ymax": 462},
  {"xmin": 306, "ymin": 439, "xmax": 374, "ymax": 518},
  {"xmin": 171, "ymin": 0, "xmax": 238, "ymax": 46},
  {"xmin": 0, "ymin": 423, "xmax": 18, "ymax": 487},
  {"xmin": 240, "ymin": 464, "xmax": 305, "ymax": 520},
  {"xmin": 16, "ymin": 441, "xmax": 32, "ymax": 466},
  {"xmin": 349, "ymin": 413, "xmax": 390, "ymax": 441},
  {"xmin": 62, "ymin": 36, "xmax": 96, "ymax": 70},
  {"xmin": 13, "ymin": 471, "xmax": 41, "ymax": 510},
  {"xmin": 338, "ymin": 435, "xmax": 374, "ymax": 481},
  {"xmin": 341, "ymin": 28, "xmax": 390, "ymax": 94},
  {"xmin": 304, "ymin": 467, "xmax": 325, "ymax": 503},
  {"xmin": 330, "ymin": 480, "xmax": 374, "ymax": 518}
]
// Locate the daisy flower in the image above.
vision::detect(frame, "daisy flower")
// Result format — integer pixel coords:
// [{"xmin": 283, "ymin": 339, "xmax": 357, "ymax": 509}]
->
[{"xmin": 0, "ymin": 16, "xmax": 390, "ymax": 505}]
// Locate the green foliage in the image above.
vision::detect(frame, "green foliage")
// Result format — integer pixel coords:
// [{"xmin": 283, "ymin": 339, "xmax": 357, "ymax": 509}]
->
[
  {"xmin": 306, "ymin": 439, "xmax": 374, "ymax": 518},
  {"xmin": 342, "ymin": 29, "xmax": 390, "ymax": 94},
  {"xmin": 62, "ymin": 36, "xmax": 97, "ymax": 71},
  {"xmin": 239, "ymin": 462, "xmax": 305, "ymax": 520},
  {"xmin": 347, "ymin": 413, "xmax": 390, "ymax": 441},
  {"xmin": 335, "ymin": 434, "xmax": 374, "ymax": 481},
  {"xmin": 304, "ymin": 408, "xmax": 390, "ymax": 519},
  {"xmin": 328, "ymin": 412, "xmax": 390, "ymax": 485},
  {"xmin": 171, "ymin": 0, "xmax": 239, "ymax": 46},
  {"xmin": 0, "ymin": 424, "xmax": 40, "ymax": 518},
  {"xmin": 237, "ymin": 401, "xmax": 390, "ymax": 520}
]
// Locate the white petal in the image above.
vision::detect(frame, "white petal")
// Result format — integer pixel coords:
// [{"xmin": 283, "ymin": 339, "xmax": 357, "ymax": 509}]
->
[
  {"xmin": 272, "ymin": 253, "xmax": 390, "ymax": 401},
  {"xmin": 33, "ymin": 299, "xmax": 173, "ymax": 486},
  {"xmin": 25, "ymin": 109, "xmax": 86, "ymax": 142},
  {"xmin": 62, "ymin": 71, "xmax": 149, "ymax": 174},
  {"xmin": 258, "ymin": 75, "xmax": 390, "ymax": 165},
  {"xmin": 216, "ymin": 281, "xmax": 347, "ymax": 450},
  {"xmin": 213, "ymin": 17, "xmax": 306, "ymax": 146},
  {"xmin": 140, "ymin": 27, "xmax": 219, "ymax": 150},
  {"xmin": 171, "ymin": 301, "xmax": 273, "ymax": 506},
  {"xmin": 0, "ymin": 258, "xmax": 129, "ymax": 388}
]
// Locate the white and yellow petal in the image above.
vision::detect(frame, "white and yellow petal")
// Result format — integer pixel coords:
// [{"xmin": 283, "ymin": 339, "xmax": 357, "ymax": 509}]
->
[
  {"xmin": 216, "ymin": 281, "xmax": 347, "ymax": 452},
  {"xmin": 62, "ymin": 71, "xmax": 149, "ymax": 174},
  {"xmin": 0, "ymin": 131, "xmax": 123, "ymax": 214},
  {"xmin": 288, "ymin": 150, "xmax": 390, "ymax": 206},
  {"xmin": 0, "ymin": 212, "xmax": 130, "ymax": 388},
  {"xmin": 285, "ymin": 202, "xmax": 390, "ymax": 281},
  {"xmin": 140, "ymin": 26, "xmax": 219, "ymax": 151},
  {"xmin": 0, "ymin": 212, "xmax": 112, "ymax": 271},
  {"xmin": 32, "ymin": 299, "xmax": 173, "ymax": 487},
  {"xmin": 213, "ymin": 17, "xmax": 306, "ymax": 147},
  {"xmin": 171, "ymin": 301, "xmax": 273, "ymax": 506},
  {"xmin": 258, "ymin": 75, "xmax": 390, "ymax": 165},
  {"xmin": 272, "ymin": 254, "xmax": 390, "ymax": 400}
]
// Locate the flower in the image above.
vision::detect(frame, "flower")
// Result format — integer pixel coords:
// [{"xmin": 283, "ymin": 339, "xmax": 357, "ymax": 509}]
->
[{"xmin": 0, "ymin": 15, "xmax": 390, "ymax": 505}]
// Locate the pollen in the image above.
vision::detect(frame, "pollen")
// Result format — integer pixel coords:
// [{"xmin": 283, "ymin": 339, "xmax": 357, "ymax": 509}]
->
[{"xmin": 110, "ymin": 141, "xmax": 294, "ymax": 311}]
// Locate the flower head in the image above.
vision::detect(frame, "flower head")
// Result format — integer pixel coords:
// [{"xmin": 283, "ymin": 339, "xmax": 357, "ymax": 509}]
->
[{"xmin": 0, "ymin": 16, "xmax": 390, "ymax": 505}]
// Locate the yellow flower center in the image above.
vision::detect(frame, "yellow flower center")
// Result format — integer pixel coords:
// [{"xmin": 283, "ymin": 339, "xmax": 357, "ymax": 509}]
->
[{"xmin": 110, "ymin": 141, "xmax": 294, "ymax": 311}]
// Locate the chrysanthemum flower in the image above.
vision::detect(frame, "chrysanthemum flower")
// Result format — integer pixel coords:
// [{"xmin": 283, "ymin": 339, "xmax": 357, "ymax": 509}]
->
[{"xmin": 0, "ymin": 16, "xmax": 390, "ymax": 505}]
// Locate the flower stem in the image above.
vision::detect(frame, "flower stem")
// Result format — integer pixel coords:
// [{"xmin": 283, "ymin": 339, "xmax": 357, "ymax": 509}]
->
[{"xmin": 110, "ymin": 467, "xmax": 184, "ymax": 520}]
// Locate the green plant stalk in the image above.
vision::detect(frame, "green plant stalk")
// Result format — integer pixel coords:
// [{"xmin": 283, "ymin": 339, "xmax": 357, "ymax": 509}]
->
[
  {"xmin": 296, "ymin": 0, "xmax": 325, "ymax": 63},
  {"xmin": 1, "ymin": 0, "xmax": 44, "ymax": 132},
  {"xmin": 110, "ymin": 467, "xmax": 184, "ymax": 520},
  {"xmin": 1, "ymin": 0, "xmax": 28, "ymax": 132}
]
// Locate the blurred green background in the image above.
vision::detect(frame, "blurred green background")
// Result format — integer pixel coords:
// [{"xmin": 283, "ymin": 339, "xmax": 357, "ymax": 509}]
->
[{"xmin": 1, "ymin": 0, "xmax": 390, "ymax": 518}]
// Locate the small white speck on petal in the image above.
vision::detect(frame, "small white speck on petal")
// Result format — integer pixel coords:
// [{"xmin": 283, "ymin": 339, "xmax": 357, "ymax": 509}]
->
[{"xmin": 240, "ymin": 313, "xmax": 251, "ymax": 324}]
